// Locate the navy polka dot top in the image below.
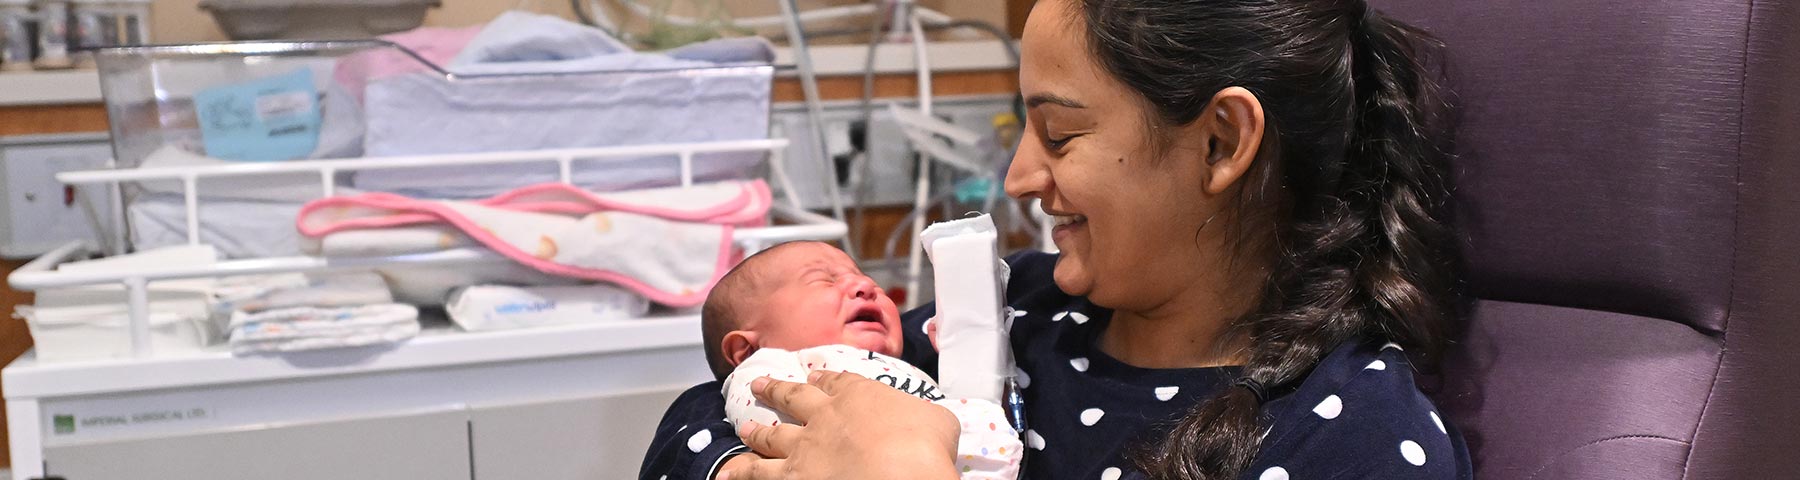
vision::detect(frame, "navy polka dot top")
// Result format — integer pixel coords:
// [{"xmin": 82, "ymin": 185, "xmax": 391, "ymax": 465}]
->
[{"xmin": 640, "ymin": 251, "xmax": 1473, "ymax": 480}]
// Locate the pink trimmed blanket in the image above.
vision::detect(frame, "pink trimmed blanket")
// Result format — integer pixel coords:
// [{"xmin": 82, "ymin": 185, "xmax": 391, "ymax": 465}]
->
[{"xmin": 298, "ymin": 181, "xmax": 770, "ymax": 307}]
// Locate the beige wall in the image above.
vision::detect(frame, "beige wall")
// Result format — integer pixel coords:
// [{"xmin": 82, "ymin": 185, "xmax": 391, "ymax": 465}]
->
[{"xmin": 151, "ymin": 0, "xmax": 1008, "ymax": 45}]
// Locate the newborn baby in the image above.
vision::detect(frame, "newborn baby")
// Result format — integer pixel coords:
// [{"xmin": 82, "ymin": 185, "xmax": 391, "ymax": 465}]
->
[{"xmin": 700, "ymin": 241, "xmax": 1021, "ymax": 479}]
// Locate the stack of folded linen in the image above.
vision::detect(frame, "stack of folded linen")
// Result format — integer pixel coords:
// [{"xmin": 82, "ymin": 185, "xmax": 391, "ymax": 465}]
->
[{"xmin": 216, "ymin": 271, "xmax": 420, "ymax": 355}]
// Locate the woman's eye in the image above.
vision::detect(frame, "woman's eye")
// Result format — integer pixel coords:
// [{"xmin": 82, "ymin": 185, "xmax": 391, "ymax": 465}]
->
[{"xmin": 1045, "ymin": 134, "xmax": 1078, "ymax": 151}]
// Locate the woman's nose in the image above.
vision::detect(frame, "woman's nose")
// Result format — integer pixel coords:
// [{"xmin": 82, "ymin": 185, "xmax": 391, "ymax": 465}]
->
[{"xmin": 1005, "ymin": 131, "xmax": 1051, "ymax": 200}]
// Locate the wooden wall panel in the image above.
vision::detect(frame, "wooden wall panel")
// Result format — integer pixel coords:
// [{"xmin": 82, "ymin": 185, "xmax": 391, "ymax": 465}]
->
[{"xmin": 0, "ymin": 104, "xmax": 110, "ymax": 137}]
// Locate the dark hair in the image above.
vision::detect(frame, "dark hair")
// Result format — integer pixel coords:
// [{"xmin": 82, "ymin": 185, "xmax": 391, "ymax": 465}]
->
[
  {"xmin": 1072, "ymin": 0, "xmax": 1458, "ymax": 478},
  {"xmin": 700, "ymin": 241, "xmax": 824, "ymax": 379}
]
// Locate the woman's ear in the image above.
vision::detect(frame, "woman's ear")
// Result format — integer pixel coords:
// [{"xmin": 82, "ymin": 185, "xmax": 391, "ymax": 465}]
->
[
  {"xmin": 722, "ymin": 330, "xmax": 760, "ymax": 367},
  {"xmin": 1199, "ymin": 86, "xmax": 1266, "ymax": 195}
]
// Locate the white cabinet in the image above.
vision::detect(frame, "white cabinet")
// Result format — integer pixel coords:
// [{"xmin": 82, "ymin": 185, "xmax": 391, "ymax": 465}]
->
[
  {"xmin": 44, "ymin": 408, "xmax": 472, "ymax": 480},
  {"xmin": 0, "ymin": 133, "xmax": 115, "ymax": 258},
  {"xmin": 469, "ymin": 387, "xmax": 689, "ymax": 480}
]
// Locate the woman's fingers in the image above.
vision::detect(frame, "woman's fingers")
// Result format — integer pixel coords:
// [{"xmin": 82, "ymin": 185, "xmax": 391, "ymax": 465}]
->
[
  {"xmin": 737, "ymin": 420, "xmax": 804, "ymax": 459},
  {"xmin": 717, "ymin": 457, "xmax": 787, "ymax": 480},
  {"xmin": 750, "ymin": 376, "xmax": 831, "ymax": 422},
  {"xmin": 805, "ymin": 369, "xmax": 867, "ymax": 396}
]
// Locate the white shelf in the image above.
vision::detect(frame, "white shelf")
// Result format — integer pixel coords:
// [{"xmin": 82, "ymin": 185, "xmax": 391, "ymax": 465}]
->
[
  {"xmin": 0, "ymin": 70, "xmax": 103, "ymax": 106},
  {"xmin": 1, "ymin": 314, "xmax": 703, "ymax": 399}
]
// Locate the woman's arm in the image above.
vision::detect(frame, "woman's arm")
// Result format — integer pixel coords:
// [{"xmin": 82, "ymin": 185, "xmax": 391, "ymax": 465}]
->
[{"xmin": 718, "ymin": 371, "xmax": 962, "ymax": 480}]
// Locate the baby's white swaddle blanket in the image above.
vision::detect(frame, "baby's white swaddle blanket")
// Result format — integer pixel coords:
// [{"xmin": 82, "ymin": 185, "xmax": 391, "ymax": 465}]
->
[{"xmin": 724, "ymin": 346, "xmax": 1022, "ymax": 479}]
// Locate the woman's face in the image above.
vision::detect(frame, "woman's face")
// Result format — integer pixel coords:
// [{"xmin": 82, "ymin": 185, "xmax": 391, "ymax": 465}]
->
[{"xmin": 1006, "ymin": 0, "xmax": 1225, "ymax": 311}]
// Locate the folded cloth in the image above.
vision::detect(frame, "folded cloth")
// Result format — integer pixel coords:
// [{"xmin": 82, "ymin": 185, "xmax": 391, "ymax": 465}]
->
[
  {"xmin": 212, "ymin": 271, "xmax": 394, "ymax": 315},
  {"xmin": 298, "ymin": 181, "xmax": 770, "ymax": 307},
  {"xmin": 448, "ymin": 10, "xmax": 629, "ymax": 68},
  {"xmin": 446, "ymin": 284, "xmax": 649, "ymax": 332},
  {"xmin": 128, "ymin": 193, "xmax": 309, "ymax": 259},
  {"xmin": 354, "ymin": 28, "xmax": 773, "ymax": 197},
  {"xmin": 228, "ymin": 304, "xmax": 420, "ymax": 355},
  {"xmin": 723, "ymin": 346, "xmax": 1022, "ymax": 479}
]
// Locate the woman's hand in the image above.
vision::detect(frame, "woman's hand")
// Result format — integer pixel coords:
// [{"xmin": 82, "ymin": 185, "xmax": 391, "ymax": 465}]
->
[{"xmin": 719, "ymin": 370, "xmax": 962, "ymax": 480}]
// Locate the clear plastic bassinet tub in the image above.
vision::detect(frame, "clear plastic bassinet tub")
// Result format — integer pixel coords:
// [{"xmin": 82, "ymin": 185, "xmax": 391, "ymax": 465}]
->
[{"xmin": 91, "ymin": 39, "xmax": 777, "ymax": 199}]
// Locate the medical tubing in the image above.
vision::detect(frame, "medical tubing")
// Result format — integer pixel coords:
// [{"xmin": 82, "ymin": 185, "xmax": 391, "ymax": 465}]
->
[{"xmin": 777, "ymin": 0, "xmax": 855, "ymax": 258}]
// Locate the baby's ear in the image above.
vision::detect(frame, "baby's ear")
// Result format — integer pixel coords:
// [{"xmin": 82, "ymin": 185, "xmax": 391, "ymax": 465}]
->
[{"xmin": 722, "ymin": 330, "xmax": 759, "ymax": 367}]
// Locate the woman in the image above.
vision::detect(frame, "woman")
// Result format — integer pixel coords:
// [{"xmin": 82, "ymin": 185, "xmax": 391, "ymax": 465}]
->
[{"xmin": 644, "ymin": 0, "xmax": 1469, "ymax": 478}]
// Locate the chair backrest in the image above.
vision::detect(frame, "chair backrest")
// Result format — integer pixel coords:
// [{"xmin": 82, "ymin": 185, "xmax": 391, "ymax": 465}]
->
[{"xmin": 1367, "ymin": 0, "xmax": 1800, "ymax": 477}]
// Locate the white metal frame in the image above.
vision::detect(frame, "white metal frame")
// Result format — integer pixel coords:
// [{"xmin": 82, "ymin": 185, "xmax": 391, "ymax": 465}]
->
[{"xmin": 9, "ymin": 138, "xmax": 842, "ymax": 358}]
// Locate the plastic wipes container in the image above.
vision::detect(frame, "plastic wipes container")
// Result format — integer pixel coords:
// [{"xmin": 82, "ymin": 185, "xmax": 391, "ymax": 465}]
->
[{"xmin": 198, "ymin": 0, "xmax": 439, "ymax": 41}]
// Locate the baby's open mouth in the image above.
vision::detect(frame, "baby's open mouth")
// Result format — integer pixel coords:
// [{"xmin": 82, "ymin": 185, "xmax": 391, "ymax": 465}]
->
[{"xmin": 846, "ymin": 306, "xmax": 883, "ymax": 324}]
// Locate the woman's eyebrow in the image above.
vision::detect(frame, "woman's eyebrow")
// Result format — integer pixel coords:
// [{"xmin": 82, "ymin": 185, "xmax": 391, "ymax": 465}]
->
[{"xmin": 1026, "ymin": 93, "xmax": 1087, "ymax": 109}]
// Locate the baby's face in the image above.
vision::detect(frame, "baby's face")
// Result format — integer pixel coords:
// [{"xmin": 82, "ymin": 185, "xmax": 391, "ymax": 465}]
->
[{"xmin": 746, "ymin": 242, "xmax": 903, "ymax": 357}]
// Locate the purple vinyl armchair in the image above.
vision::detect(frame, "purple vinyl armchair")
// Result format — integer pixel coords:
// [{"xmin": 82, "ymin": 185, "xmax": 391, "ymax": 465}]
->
[{"xmin": 1369, "ymin": 0, "xmax": 1800, "ymax": 478}]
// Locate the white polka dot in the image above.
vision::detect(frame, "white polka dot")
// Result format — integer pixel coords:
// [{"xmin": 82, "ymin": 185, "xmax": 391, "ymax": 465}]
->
[
  {"xmin": 921, "ymin": 317, "xmax": 934, "ymax": 335},
  {"xmin": 1100, "ymin": 467, "xmax": 1122, "ymax": 480},
  {"xmin": 1053, "ymin": 311, "xmax": 1069, "ymax": 322},
  {"xmin": 1154, "ymin": 386, "xmax": 1179, "ymax": 401},
  {"xmin": 1069, "ymin": 311, "xmax": 1090, "ymax": 324},
  {"xmin": 1313, "ymin": 395, "xmax": 1343, "ymax": 420},
  {"xmin": 1070, "ymin": 357, "xmax": 1090, "ymax": 372},
  {"xmin": 1080, "ymin": 408, "xmax": 1106, "ymax": 426},
  {"xmin": 1026, "ymin": 429, "xmax": 1047, "ymax": 450},
  {"xmin": 1011, "ymin": 309, "xmax": 1029, "ymax": 318},
  {"xmin": 677, "ymin": 424, "xmax": 688, "ymax": 432},
  {"xmin": 1383, "ymin": 342, "xmax": 1404, "ymax": 351},
  {"xmin": 1400, "ymin": 440, "xmax": 1427, "ymax": 466},
  {"xmin": 1015, "ymin": 367, "xmax": 1032, "ymax": 389},
  {"xmin": 660, "ymin": 476, "xmax": 668, "ymax": 480},
  {"xmin": 1366, "ymin": 360, "xmax": 1387, "ymax": 370},
  {"xmin": 686, "ymin": 429, "xmax": 713, "ymax": 453},
  {"xmin": 1259, "ymin": 466, "xmax": 1289, "ymax": 480},
  {"xmin": 1431, "ymin": 411, "xmax": 1446, "ymax": 434}
]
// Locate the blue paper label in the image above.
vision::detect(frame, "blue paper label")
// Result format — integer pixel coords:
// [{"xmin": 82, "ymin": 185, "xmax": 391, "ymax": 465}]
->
[{"xmin": 194, "ymin": 69, "xmax": 322, "ymax": 162}]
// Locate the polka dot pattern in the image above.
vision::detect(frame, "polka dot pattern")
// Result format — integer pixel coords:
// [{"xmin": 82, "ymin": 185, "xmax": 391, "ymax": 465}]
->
[
  {"xmin": 1080, "ymin": 408, "xmax": 1106, "ymax": 426},
  {"xmin": 1400, "ymin": 440, "xmax": 1427, "ymax": 466},
  {"xmin": 1313, "ymin": 395, "xmax": 1343, "ymax": 420},
  {"xmin": 686, "ymin": 429, "xmax": 712, "ymax": 453},
  {"xmin": 1026, "ymin": 429, "xmax": 1047, "ymax": 450},
  {"xmin": 640, "ymin": 250, "xmax": 1469, "ymax": 480}
]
